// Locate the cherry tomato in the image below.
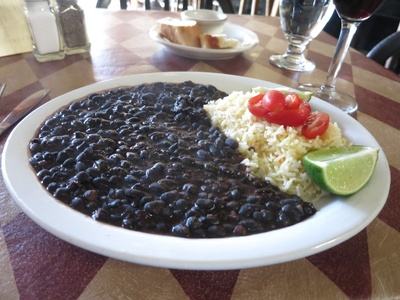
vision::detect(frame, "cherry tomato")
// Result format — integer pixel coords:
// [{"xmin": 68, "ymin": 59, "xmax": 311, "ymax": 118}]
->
[
  {"xmin": 265, "ymin": 101, "xmax": 311, "ymax": 127},
  {"xmin": 247, "ymin": 94, "xmax": 268, "ymax": 118},
  {"xmin": 285, "ymin": 92, "xmax": 301, "ymax": 109},
  {"xmin": 302, "ymin": 112, "xmax": 330, "ymax": 139},
  {"xmin": 261, "ymin": 90, "xmax": 286, "ymax": 112}
]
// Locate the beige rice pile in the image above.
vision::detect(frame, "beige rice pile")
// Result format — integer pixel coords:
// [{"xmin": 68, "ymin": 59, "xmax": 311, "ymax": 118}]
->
[{"xmin": 204, "ymin": 90, "xmax": 350, "ymax": 202}]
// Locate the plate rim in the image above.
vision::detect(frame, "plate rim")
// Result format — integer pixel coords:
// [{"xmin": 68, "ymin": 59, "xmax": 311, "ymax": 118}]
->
[{"xmin": 2, "ymin": 72, "xmax": 391, "ymax": 270}]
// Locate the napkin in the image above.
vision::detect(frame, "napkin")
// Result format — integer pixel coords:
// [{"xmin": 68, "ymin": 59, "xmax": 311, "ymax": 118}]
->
[{"xmin": 0, "ymin": 0, "xmax": 33, "ymax": 57}]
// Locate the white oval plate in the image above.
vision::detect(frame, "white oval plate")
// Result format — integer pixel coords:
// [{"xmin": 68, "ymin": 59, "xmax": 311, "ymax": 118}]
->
[
  {"xmin": 2, "ymin": 72, "xmax": 390, "ymax": 270},
  {"xmin": 149, "ymin": 23, "xmax": 259, "ymax": 60}
]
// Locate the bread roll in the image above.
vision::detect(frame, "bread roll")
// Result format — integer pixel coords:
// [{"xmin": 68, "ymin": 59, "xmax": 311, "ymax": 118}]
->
[
  {"xmin": 157, "ymin": 17, "xmax": 201, "ymax": 48},
  {"xmin": 200, "ymin": 34, "xmax": 240, "ymax": 49}
]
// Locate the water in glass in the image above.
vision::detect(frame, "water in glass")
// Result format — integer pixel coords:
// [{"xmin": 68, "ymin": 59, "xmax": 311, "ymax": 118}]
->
[{"xmin": 270, "ymin": 0, "xmax": 334, "ymax": 72}]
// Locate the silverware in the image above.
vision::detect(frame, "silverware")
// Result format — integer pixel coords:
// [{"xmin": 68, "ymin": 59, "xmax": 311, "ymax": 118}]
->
[
  {"xmin": 0, "ymin": 89, "xmax": 51, "ymax": 137},
  {"xmin": 0, "ymin": 83, "xmax": 6, "ymax": 100}
]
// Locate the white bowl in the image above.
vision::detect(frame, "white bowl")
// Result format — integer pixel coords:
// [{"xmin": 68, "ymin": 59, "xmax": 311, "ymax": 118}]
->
[{"xmin": 181, "ymin": 9, "xmax": 227, "ymax": 34}]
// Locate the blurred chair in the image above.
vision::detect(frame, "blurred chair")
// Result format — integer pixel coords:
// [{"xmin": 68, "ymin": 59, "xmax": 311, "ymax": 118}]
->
[
  {"xmin": 96, "ymin": 0, "xmax": 111, "ymax": 8},
  {"xmin": 121, "ymin": 0, "xmax": 128, "ymax": 9},
  {"xmin": 194, "ymin": 0, "xmax": 235, "ymax": 13},
  {"xmin": 96, "ymin": 0, "xmax": 129, "ymax": 9},
  {"xmin": 366, "ymin": 31, "xmax": 400, "ymax": 75},
  {"xmin": 238, "ymin": 0, "xmax": 279, "ymax": 16},
  {"xmin": 160, "ymin": 0, "xmax": 235, "ymax": 14}
]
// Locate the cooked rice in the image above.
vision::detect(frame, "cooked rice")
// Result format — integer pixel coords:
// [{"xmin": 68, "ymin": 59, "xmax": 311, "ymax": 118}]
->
[{"xmin": 204, "ymin": 90, "xmax": 349, "ymax": 202}]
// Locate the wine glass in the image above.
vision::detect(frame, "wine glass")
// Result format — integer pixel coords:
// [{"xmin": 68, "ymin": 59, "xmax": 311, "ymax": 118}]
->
[
  {"xmin": 269, "ymin": 0, "xmax": 335, "ymax": 72},
  {"xmin": 298, "ymin": 0, "xmax": 387, "ymax": 114}
]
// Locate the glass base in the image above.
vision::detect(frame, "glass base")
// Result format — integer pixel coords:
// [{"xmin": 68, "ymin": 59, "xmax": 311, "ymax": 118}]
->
[
  {"xmin": 269, "ymin": 54, "xmax": 316, "ymax": 72},
  {"xmin": 298, "ymin": 83, "xmax": 358, "ymax": 115}
]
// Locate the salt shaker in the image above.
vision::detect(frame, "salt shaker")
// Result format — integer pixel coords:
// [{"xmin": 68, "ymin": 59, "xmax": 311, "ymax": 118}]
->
[
  {"xmin": 56, "ymin": 0, "xmax": 91, "ymax": 55},
  {"xmin": 22, "ymin": 0, "xmax": 65, "ymax": 62}
]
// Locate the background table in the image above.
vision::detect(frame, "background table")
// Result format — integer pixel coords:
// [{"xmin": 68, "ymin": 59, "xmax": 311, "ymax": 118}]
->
[{"xmin": 0, "ymin": 10, "xmax": 399, "ymax": 300}]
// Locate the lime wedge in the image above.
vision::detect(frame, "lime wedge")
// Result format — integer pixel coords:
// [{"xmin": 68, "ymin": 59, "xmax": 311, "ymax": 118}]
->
[
  {"xmin": 302, "ymin": 146, "xmax": 379, "ymax": 196},
  {"xmin": 252, "ymin": 86, "xmax": 313, "ymax": 102}
]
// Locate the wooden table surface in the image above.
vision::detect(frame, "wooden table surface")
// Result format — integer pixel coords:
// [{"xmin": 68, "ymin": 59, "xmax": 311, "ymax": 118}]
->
[{"xmin": 0, "ymin": 9, "xmax": 399, "ymax": 300}]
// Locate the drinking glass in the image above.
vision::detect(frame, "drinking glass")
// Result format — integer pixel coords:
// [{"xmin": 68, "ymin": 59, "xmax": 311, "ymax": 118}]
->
[
  {"xmin": 269, "ymin": 0, "xmax": 335, "ymax": 72},
  {"xmin": 298, "ymin": 0, "xmax": 387, "ymax": 114}
]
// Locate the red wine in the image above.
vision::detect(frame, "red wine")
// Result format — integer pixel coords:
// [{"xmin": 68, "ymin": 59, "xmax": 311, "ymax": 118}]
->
[{"xmin": 333, "ymin": 0, "xmax": 386, "ymax": 21}]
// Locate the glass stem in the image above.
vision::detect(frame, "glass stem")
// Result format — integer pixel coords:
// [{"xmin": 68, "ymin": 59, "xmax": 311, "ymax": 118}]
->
[
  {"xmin": 320, "ymin": 20, "xmax": 360, "ymax": 93},
  {"xmin": 284, "ymin": 42, "xmax": 307, "ymax": 63}
]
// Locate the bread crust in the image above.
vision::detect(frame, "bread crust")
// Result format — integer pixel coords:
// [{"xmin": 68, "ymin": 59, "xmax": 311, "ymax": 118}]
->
[
  {"xmin": 200, "ymin": 34, "xmax": 221, "ymax": 49},
  {"xmin": 157, "ymin": 18, "xmax": 201, "ymax": 48},
  {"xmin": 200, "ymin": 34, "xmax": 239, "ymax": 49}
]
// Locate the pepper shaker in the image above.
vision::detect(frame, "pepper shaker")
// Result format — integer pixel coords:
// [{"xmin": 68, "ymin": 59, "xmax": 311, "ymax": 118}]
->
[
  {"xmin": 56, "ymin": 0, "xmax": 91, "ymax": 55},
  {"xmin": 22, "ymin": 0, "xmax": 65, "ymax": 62}
]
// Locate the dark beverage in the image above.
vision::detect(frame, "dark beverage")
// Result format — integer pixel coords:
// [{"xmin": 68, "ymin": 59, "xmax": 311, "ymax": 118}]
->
[{"xmin": 333, "ymin": 0, "xmax": 386, "ymax": 21}]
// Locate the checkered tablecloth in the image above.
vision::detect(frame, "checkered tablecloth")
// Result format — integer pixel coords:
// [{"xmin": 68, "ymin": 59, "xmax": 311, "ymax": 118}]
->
[{"xmin": 0, "ymin": 10, "xmax": 399, "ymax": 300}]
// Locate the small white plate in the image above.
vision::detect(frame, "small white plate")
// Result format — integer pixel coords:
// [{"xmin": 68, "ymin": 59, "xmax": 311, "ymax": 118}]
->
[
  {"xmin": 149, "ymin": 22, "xmax": 259, "ymax": 60},
  {"xmin": 2, "ymin": 72, "xmax": 390, "ymax": 270}
]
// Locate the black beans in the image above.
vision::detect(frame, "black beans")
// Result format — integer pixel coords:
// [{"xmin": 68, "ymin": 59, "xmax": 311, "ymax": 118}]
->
[
  {"xmin": 144, "ymin": 200, "xmax": 166, "ymax": 215},
  {"xmin": 225, "ymin": 137, "xmax": 238, "ymax": 149},
  {"xmin": 195, "ymin": 198, "xmax": 215, "ymax": 211},
  {"xmin": 28, "ymin": 81, "xmax": 316, "ymax": 239}
]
